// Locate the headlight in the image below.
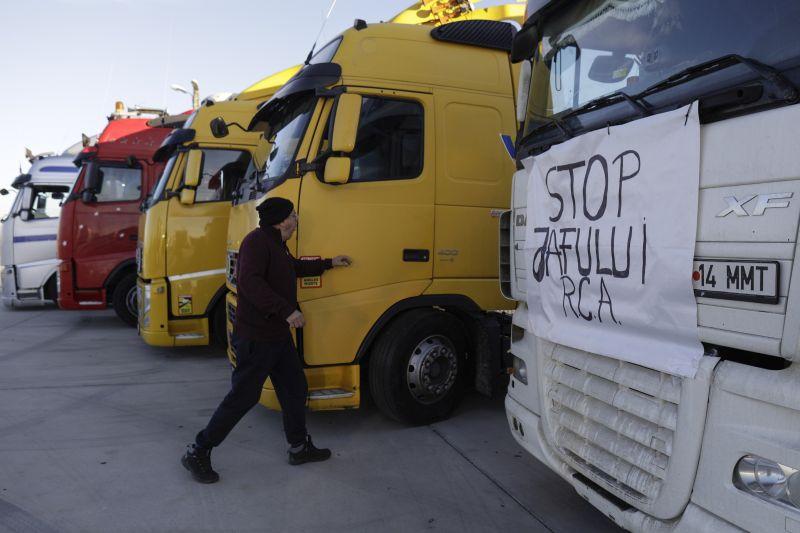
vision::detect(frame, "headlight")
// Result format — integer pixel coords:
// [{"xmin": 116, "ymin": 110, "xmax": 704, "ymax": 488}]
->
[
  {"xmin": 140, "ymin": 284, "xmax": 151, "ymax": 327},
  {"xmin": 512, "ymin": 355, "xmax": 528, "ymax": 385},
  {"xmin": 734, "ymin": 455, "xmax": 800, "ymax": 510}
]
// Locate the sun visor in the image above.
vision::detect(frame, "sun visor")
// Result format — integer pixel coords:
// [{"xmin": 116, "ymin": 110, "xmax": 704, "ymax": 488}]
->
[
  {"xmin": 72, "ymin": 149, "xmax": 95, "ymax": 167},
  {"xmin": 11, "ymin": 173, "xmax": 32, "ymax": 189},
  {"xmin": 248, "ymin": 62, "xmax": 342, "ymax": 131},
  {"xmin": 153, "ymin": 128, "xmax": 196, "ymax": 162},
  {"xmin": 147, "ymin": 114, "xmax": 188, "ymax": 129}
]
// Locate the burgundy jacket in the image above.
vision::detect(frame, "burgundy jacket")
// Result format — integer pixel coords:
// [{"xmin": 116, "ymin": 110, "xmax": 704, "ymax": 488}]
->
[{"xmin": 234, "ymin": 226, "xmax": 332, "ymax": 341}]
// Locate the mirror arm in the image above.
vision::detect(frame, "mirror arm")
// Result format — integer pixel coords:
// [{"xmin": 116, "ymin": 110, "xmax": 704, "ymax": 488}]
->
[{"xmin": 295, "ymin": 158, "xmax": 321, "ymax": 177}]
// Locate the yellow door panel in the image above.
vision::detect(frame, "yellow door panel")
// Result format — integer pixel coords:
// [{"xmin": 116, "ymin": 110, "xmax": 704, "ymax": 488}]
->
[
  {"xmin": 300, "ymin": 280, "xmax": 432, "ymax": 366},
  {"xmin": 434, "ymin": 204, "xmax": 504, "ymax": 279},
  {"xmin": 297, "ymin": 90, "xmax": 436, "ymax": 303},
  {"xmin": 435, "ymin": 89, "xmax": 516, "ymax": 208}
]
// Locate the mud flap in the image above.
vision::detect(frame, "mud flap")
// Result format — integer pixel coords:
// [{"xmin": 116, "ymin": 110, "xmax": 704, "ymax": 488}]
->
[{"xmin": 472, "ymin": 312, "xmax": 511, "ymax": 397}]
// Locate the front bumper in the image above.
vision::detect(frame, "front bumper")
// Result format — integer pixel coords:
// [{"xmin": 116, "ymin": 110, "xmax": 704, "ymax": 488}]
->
[
  {"xmin": 504, "ymin": 395, "xmax": 740, "ymax": 532},
  {"xmin": 1, "ymin": 265, "xmax": 17, "ymax": 307},
  {"xmin": 137, "ymin": 277, "xmax": 209, "ymax": 347}
]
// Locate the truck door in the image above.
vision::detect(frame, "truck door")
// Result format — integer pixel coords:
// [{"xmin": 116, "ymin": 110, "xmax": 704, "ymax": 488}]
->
[
  {"xmin": 71, "ymin": 163, "xmax": 142, "ymax": 289},
  {"xmin": 297, "ymin": 90, "xmax": 435, "ymax": 363},
  {"xmin": 13, "ymin": 184, "xmax": 70, "ymax": 290},
  {"xmin": 164, "ymin": 147, "xmax": 252, "ymax": 317}
]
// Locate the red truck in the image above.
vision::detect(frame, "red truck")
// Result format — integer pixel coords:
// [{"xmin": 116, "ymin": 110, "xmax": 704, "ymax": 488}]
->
[{"xmin": 57, "ymin": 102, "xmax": 184, "ymax": 325}]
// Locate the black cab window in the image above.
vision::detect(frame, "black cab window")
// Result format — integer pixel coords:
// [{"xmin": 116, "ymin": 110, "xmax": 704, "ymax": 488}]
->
[
  {"xmin": 191, "ymin": 149, "xmax": 252, "ymax": 203},
  {"xmin": 28, "ymin": 186, "xmax": 69, "ymax": 219},
  {"xmin": 95, "ymin": 167, "xmax": 142, "ymax": 203},
  {"xmin": 349, "ymin": 97, "xmax": 423, "ymax": 183}
]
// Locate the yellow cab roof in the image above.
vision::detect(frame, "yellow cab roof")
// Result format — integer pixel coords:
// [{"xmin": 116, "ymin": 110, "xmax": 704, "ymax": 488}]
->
[{"xmin": 334, "ymin": 15, "xmax": 521, "ymax": 97}]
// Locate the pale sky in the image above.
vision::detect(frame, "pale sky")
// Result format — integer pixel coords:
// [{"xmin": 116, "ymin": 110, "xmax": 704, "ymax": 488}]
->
[{"xmin": 0, "ymin": 0, "xmax": 518, "ymax": 214}]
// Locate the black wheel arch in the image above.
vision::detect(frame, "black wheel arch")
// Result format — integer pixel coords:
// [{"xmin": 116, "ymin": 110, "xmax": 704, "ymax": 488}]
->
[
  {"xmin": 103, "ymin": 259, "xmax": 137, "ymax": 302},
  {"xmin": 355, "ymin": 294, "xmax": 483, "ymax": 364}
]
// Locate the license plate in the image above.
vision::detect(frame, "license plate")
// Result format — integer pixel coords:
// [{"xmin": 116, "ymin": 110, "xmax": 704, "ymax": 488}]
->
[{"xmin": 693, "ymin": 259, "xmax": 779, "ymax": 304}]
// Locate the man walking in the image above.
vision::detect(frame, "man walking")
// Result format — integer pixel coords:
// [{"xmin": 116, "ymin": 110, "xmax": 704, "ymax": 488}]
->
[{"xmin": 182, "ymin": 197, "xmax": 351, "ymax": 483}]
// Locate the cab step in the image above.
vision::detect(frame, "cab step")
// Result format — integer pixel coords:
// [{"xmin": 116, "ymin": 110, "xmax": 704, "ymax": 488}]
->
[{"xmin": 308, "ymin": 388, "xmax": 354, "ymax": 400}]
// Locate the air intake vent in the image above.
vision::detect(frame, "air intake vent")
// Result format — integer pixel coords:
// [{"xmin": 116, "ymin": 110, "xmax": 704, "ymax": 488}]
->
[{"xmin": 430, "ymin": 20, "xmax": 517, "ymax": 52}]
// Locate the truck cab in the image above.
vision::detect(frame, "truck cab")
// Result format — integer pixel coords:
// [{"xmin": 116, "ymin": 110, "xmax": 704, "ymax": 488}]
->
[
  {"xmin": 1, "ymin": 147, "xmax": 82, "ymax": 307},
  {"xmin": 58, "ymin": 103, "xmax": 181, "ymax": 326},
  {"xmin": 224, "ymin": 8, "xmax": 523, "ymax": 424},
  {"xmin": 504, "ymin": 1, "xmax": 800, "ymax": 531},
  {"xmin": 135, "ymin": 81, "xmax": 296, "ymax": 347}
]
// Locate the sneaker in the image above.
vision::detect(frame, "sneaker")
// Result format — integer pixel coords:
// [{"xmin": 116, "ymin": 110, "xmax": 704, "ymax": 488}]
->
[
  {"xmin": 288, "ymin": 435, "xmax": 331, "ymax": 465},
  {"xmin": 181, "ymin": 443, "xmax": 220, "ymax": 483}
]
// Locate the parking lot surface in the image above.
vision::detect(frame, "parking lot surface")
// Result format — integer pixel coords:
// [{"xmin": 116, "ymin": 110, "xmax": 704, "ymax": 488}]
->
[{"xmin": 0, "ymin": 306, "xmax": 620, "ymax": 533}]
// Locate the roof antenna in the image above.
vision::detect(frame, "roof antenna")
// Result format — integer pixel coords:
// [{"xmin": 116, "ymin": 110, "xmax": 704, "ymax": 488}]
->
[{"xmin": 305, "ymin": 0, "xmax": 338, "ymax": 64}]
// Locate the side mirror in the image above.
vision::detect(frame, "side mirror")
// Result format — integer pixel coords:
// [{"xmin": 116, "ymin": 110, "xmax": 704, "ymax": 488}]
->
[
  {"xmin": 19, "ymin": 209, "xmax": 31, "ymax": 222},
  {"xmin": 331, "ymin": 93, "xmax": 362, "ymax": 153},
  {"xmin": 511, "ymin": 23, "xmax": 537, "ymax": 63},
  {"xmin": 84, "ymin": 162, "xmax": 102, "ymax": 192},
  {"xmin": 210, "ymin": 117, "xmax": 229, "ymax": 138},
  {"xmin": 588, "ymin": 54, "xmax": 634, "ymax": 83},
  {"xmin": 184, "ymin": 150, "xmax": 204, "ymax": 188},
  {"xmin": 81, "ymin": 189, "xmax": 96, "ymax": 203},
  {"xmin": 180, "ymin": 188, "xmax": 196, "ymax": 205},
  {"xmin": 52, "ymin": 191, "xmax": 65, "ymax": 201},
  {"xmin": 323, "ymin": 157, "xmax": 351, "ymax": 184},
  {"xmin": 0, "ymin": 188, "xmax": 8, "ymax": 196},
  {"xmin": 36, "ymin": 196, "xmax": 47, "ymax": 210}
]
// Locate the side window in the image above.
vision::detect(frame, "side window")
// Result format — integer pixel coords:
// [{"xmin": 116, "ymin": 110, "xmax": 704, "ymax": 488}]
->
[
  {"xmin": 191, "ymin": 149, "xmax": 252, "ymax": 203},
  {"xmin": 95, "ymin": 167, "xmax": 142, "ymax": 203},
  {"xmin": 28, "ymin": 186, "xmax": 70, "ymax": 219},
  {"xmin": 349, "ymin": 97, "xmax": 423, "ymax": 183}
]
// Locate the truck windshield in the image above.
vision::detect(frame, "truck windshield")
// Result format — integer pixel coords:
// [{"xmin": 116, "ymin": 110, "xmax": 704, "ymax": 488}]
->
[
  {"xmin": 143, "ymin": 153, "xmax": 178, "ymax": 211},
  {"xmin": 234, "ymin": 95, "xmax": 316, "ymax": 204},
  {"xmin": 522, "ymin": 0, "xmax": 800, "ymax": 146}
]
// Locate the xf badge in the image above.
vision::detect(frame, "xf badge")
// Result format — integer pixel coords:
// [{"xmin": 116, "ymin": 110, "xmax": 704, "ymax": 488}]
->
[{"xmin": 716, "ymin": 193, "xmax": 792, "ymax": 217}]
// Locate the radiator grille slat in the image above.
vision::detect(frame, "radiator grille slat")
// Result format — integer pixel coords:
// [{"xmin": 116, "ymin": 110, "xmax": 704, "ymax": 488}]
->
[
  {"xmin": 226, "ymin": 250, "xmax": 238, "ymax": 289},
  {"xmin": 544, "ymin": 345, "xmax": 682, "ymax": 506}
]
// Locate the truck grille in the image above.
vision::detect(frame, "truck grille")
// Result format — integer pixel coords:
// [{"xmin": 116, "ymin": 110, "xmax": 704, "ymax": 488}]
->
[
  {"xmin": 226, "ymin": 300, "xmax": 237, "ymax": 365},
  {"xmin": 226, "ymin": 250, "xmax": 238, "ymax": 289},
  {"xmin": 543, "ymin": 346, "xmax": 681, "ymax": 504},
  {"xmin": 499, "ymin": 210, "xmax": 511, "ymax": 298}
]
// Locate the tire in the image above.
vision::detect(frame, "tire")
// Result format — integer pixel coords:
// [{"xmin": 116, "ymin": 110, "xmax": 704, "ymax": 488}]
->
[
  {"xmin": 210, "ymin": 301, "xmax": 227, "ymax": 349},
  {"xmin": 43, "ymin": 274, "xmax": 58, "ymax": 303},
  {"xmin": 112, "ymin": 273, "xmax": 138, "ymax": 327},
  {"xmin": 368, "ymin": 309, "xmax": 467, "ymax": 425}
]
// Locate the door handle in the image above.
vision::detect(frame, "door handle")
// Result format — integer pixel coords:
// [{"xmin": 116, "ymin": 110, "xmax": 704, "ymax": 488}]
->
[{"xmin": 403, "ymin": 249, "xmax": 429, "ymax": 262}]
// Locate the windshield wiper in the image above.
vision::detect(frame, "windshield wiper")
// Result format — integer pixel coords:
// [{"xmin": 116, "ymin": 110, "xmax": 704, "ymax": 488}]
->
[
  {"xmin": 637, "ymin": 54, "xmax": 798, "ymax": 103},
  {"xmin": 520, "ymin": 54, "xmax": 798, "ymax": 154}
]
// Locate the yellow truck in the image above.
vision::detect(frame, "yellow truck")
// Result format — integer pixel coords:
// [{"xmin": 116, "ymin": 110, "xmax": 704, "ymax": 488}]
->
[
  {"xmin": 136, "ymin": 68, "xmax": 297, "ymax": 347},
  {"xmin": 223, "ymin": 9, "xmax": 523, "ymax": 424}
]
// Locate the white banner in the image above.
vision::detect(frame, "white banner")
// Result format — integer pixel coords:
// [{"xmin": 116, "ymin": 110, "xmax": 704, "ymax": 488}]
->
[{"xmin": 523, "ymin": 103, "xmax": 703, "ymax": 378}]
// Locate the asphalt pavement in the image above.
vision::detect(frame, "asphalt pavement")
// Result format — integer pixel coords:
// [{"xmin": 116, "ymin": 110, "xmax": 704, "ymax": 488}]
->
[{"xmin": 0, "ymin": 305, "xmax": 621, "ymax": 533}]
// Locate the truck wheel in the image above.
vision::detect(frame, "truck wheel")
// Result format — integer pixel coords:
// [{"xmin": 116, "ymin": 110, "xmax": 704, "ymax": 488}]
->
[
  {"xmin": 112, "ymin": 273, "xmax": 138, "ymax": 327},
  {"xmin": 369, "ymin": 309, "xmax": 467, "ymax": 425}
]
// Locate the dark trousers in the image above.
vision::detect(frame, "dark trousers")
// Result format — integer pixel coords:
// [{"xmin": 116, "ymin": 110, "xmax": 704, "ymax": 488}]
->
[{"xmin": 196, "ymin": 334, "xmax": 308, "ymax": 449}]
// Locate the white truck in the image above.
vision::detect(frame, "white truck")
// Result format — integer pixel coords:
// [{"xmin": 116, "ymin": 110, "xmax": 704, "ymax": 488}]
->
[
  {"xmin": 1, "ymin": 144, "xmax": 83, "ymax": 307},
  {"xmin": 503, "ymin": 0, "xmax": 800, "ymax": 531}
]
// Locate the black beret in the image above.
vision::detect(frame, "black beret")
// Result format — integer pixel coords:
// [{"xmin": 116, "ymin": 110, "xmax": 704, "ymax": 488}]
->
[{"xmin": 257, "ymin": 197, "xmax": 294, "ymax": 226}]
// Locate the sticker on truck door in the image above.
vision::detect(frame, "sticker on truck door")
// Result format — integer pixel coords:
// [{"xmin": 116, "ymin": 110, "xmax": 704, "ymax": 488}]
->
[
  {"xmin": 693, "ymin": 259, "xmax": 779, "ymax": 304},
  {"xmin": 178, "ymin": 295, "xmax": 193, "ymax": 315},
  {"xmin": 299, "ymin": 256, "xmax": 322, "ymax": 288}
]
